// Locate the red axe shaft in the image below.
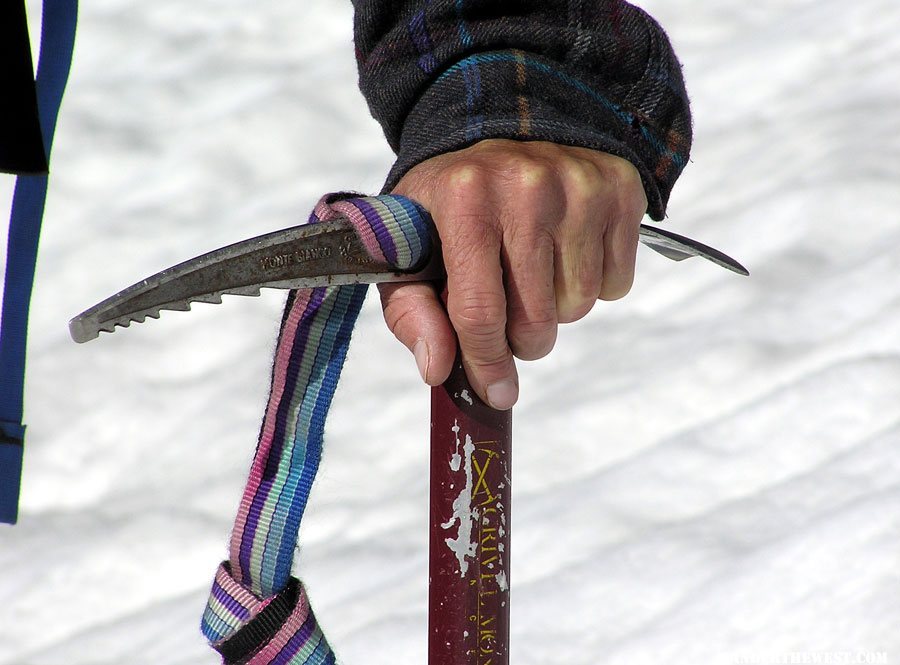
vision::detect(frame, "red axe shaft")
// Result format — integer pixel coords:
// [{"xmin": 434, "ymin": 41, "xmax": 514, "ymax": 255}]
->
[{"xmin": 430, "ymin": 358, "xmax": 512, "ymax": 665}]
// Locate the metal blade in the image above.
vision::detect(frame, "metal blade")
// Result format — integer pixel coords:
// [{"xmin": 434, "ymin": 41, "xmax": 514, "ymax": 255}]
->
[
  {"xmin": 70, "ymin": 215, "xmax": 747, "ymax": 344},
  {"xmin": 639, "ymin": 224, "xmax": 750, "ymax": 276},
  {"xmin": 69, "ymin": 216, "xmax": 442, "ymax": 343}
]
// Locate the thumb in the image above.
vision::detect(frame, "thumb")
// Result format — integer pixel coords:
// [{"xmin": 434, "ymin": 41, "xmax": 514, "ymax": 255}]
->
[{"xmin": 378, "ymin": 280, "xmax": 456, "ymax": 387}]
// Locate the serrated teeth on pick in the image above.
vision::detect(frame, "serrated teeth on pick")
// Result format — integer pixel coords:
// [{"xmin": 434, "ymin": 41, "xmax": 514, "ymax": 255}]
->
[
  {"xmin": 153, "ymin": 287, "xmax": 259, "ymax": 313},
  {"xmin": 94, "ymin": 288, "xmax": 263, "ymax": 336}
]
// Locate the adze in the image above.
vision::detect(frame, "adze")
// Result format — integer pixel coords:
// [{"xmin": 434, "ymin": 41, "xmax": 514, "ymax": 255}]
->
[{"xmin": 70, "ymin": 213, "xmax": 747, "ymax": 665}]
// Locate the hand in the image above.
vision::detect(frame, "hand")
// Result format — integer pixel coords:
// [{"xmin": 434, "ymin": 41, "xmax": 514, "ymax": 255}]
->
[{"xmin": 380, "ymin": 139, "xmax": 648, "ymax": 410}]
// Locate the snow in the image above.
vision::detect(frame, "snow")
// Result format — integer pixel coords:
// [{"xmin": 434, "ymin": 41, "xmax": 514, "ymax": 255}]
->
[{"xmin": 2, "ymin": 0, "xmax": 899, "ymax": 663}]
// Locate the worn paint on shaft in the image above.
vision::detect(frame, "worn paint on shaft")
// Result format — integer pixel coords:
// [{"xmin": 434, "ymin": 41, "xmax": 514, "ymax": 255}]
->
[{"xmin": 430, "ymin": 360, "xmax": 511, "ymax": 665}]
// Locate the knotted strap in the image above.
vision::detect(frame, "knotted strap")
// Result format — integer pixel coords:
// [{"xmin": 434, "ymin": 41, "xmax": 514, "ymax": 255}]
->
[{"xmin": 201, "ymin": 193, "xmax": 432, "ymax": 664}]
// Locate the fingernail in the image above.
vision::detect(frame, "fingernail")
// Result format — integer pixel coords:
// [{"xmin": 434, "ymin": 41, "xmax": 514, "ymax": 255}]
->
[
  {"xmin": 413, "ymin": 340, "xmax": 430, "ymax": 383},
  {"xmin": 486, "ymin": 380, "xmax": 518, "ymax": 410}
]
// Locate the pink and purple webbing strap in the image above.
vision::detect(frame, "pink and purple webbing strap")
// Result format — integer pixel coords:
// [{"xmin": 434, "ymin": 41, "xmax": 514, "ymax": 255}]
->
[{"xmin": 201, "ymin": 194, "xmax": 432, "ymax": 664}]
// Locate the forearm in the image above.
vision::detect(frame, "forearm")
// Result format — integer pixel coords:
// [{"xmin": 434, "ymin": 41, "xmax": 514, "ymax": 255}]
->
[{"xmin": 352, "ymin": 0, "xmax": 691, "ymax": 220}]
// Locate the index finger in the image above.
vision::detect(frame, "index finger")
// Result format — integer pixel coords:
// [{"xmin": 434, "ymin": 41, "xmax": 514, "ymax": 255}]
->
[{"xmin": 434, "ymin": 165, "xmax": 519, "ymax": 410}]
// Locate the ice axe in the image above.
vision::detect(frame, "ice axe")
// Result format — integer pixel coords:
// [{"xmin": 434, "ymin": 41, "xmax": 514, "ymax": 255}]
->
[{"xmin": 70, "ymin": 206, "xmax": 747, "ymax": 664}]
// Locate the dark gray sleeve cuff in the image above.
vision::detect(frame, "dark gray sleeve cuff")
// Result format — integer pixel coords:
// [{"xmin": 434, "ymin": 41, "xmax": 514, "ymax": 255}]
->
[{"xmin": 354, "ymin": 1, "xmax": 692, "ymax": 221}]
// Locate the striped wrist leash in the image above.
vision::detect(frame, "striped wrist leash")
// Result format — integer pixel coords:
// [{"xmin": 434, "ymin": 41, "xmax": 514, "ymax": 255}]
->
[{"xmin": 201, "ymin": 193, "xmax": 432, "ymax": 664}]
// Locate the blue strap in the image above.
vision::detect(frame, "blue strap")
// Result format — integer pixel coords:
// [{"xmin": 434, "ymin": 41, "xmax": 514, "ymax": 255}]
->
[{"xmin": 0, "ymin": 0, "xmax": 78, "ymax": 525}]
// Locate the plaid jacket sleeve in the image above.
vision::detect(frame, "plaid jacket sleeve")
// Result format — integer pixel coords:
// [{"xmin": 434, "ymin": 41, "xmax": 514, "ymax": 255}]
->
[{"xmin": 352, "ymin": 0, "xmax": 691, "ymax": 220}]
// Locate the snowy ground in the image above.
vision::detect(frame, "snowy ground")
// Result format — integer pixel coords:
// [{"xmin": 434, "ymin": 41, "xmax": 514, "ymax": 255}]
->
[{"xmin": 2, "ymin": 1, "xmax": 899, "ymax": 663}]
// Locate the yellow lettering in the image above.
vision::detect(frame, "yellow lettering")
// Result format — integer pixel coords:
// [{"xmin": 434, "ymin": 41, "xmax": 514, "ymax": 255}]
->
[{"xmin": 471, "ymin": 457, "xmax": 493, "ymax": 499}]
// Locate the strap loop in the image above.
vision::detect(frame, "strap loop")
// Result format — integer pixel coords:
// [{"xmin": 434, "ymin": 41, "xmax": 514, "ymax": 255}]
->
[{"xmin": 202, "ymin": 194, "xmax": 432, "ymax": 663}]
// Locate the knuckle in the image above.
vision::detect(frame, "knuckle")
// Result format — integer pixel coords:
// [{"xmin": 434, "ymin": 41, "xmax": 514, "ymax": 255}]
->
[
  {"xmin": 451, "ymin": 297, "xmax": 507, "ymax": 335},
  {"xmin": 606, "ymin": 153, "xmax": 639, "ymax": 185},
  {"xmin": 379, "ymin": 289, "xmax": 426, "ymax": 339},
  {"xmin": 585, "ymin": 155, "xmax": 646, "ymax": 212},
  {"xmin": 508, "ymin": 315, "xmax": 557, "ymax": 360},
  {"xmin": 557, "ymin": 294, "xmax": 596, "ymax": 324},
  {"xmin": 442, "ymin": 162, "xmax": 491, "ymax": 195},
  {"xmin": 502, "ymin": 159, "xmax": 567, "ymax": 223},
  {"xmin": 382, "ymin": 300, "xmax": 416, "ymax": 338},
  {"xmin": 602, "ymin": 279, "xmax": 634, "ymax": 301},
  {"xmin": 557, "ymin": 262, "xmax": 602, "ymax": 322},
  {"xmin": 467, "ymin": 350, "xmax": 511, "ymax": 370},
  {"xmin": 600, "ymin": 261, "xmax": 636, "ymax": 302},
  {"xmin": 437, "ymin": 170, "xmax": 503, "ymax": 243},
  {"xmin": 511, "ymin": 159, "xmax": 553, "ymax": 191},
  {"xmin": 566, "ymin": 160, "xmax": 599, "ymax": 200},
  {"xmin": 456, "ymin": 322, "xmax": 510, "ymax": 366}
]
